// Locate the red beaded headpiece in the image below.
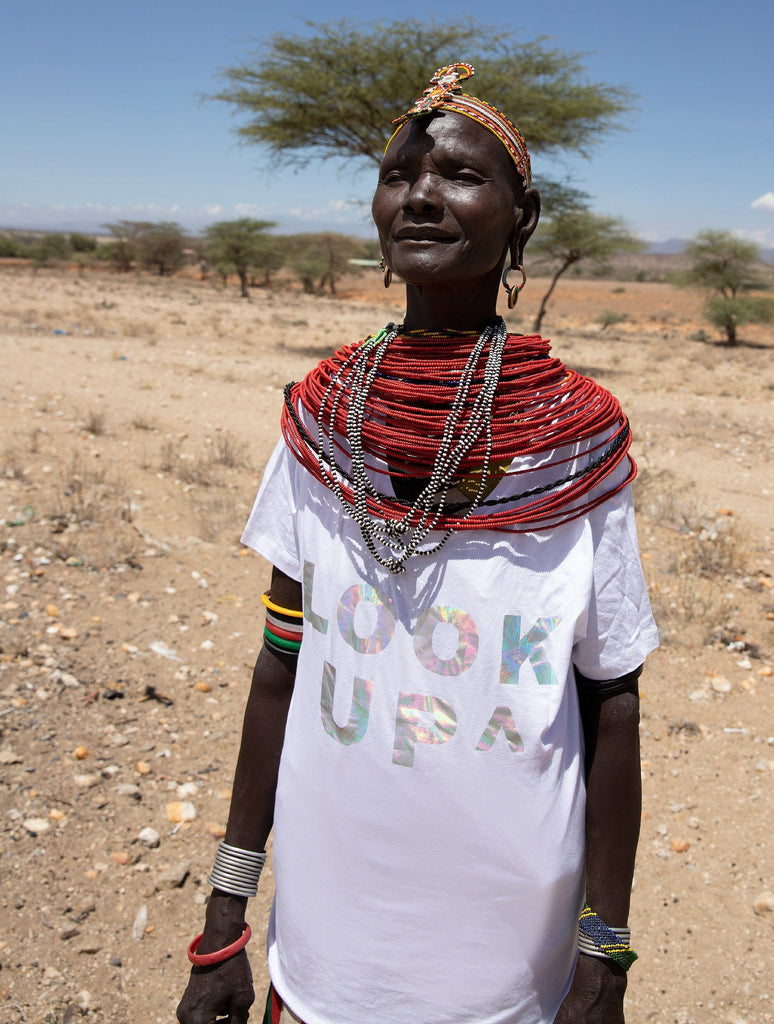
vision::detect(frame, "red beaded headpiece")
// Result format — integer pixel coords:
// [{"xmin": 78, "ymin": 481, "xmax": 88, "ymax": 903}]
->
[{"xmin": 386, "ymin": 63, "xmax": 532, "ymax": 187}]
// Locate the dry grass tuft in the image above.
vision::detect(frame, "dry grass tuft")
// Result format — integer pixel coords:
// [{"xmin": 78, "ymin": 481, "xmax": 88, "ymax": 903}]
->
[
  {"xmin": 84, "ymin": 408, "xmax": 107, "ymax": 436},
  {"xmin": 210, "ymin": 430, "xmax": 249, "ymax": 469}
]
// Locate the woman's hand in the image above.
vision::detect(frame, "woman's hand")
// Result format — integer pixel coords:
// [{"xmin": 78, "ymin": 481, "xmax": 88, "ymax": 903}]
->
[
  {"xmin": 553, "ymin": 955, "xmax": 627, "ymax": 1024},
  {"xmin": 176, "ymin": 892, "xmax": 254, "ymax": 1024},
  {"xmin": 176, "ymin": 949, "xmax": 255, "ymax": 1024}
]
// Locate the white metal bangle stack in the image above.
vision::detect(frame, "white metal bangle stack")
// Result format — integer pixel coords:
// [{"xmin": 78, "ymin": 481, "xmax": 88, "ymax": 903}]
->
[{"xmin": 208, "ymin": 841, "xmax": 267, "ymax": 898}]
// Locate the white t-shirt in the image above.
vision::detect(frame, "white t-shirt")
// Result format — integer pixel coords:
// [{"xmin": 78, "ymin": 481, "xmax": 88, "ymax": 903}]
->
[{"xmin": 242, "ymin": 439, "xmax": 658, "ymax": 1024}]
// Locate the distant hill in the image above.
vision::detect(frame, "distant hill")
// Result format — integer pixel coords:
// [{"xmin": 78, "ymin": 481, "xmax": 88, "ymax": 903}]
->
[
  {"xmin": 647, "ymin": 238, "xmax": 686, "ymax": 255},
  {"xmin": 648, "ymin": 237, "xmax": 774, "ymax": 262}
]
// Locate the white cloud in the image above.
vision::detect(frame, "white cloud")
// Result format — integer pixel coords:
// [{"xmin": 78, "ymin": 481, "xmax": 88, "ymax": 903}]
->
[{"xmin": 751, "ymin": 192, "xmax": 774, "ymax": 214}]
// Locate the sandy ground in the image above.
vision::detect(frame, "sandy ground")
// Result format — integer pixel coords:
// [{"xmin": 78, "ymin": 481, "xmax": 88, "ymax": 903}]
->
[{"xmin": 0, "ymin": 265, "xmax": 773, "ymax": 1024}]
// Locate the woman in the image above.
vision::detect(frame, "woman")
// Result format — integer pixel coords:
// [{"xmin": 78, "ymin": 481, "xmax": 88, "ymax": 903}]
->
[{"xmin": 178, "ymin": 64, "xmax": 657, "ymax": 1024}]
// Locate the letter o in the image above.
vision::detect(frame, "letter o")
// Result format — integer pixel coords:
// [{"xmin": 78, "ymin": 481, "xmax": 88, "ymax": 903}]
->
[{"xmin": 413, "ymin": 606, "xmax": 479, "ymax": 676}]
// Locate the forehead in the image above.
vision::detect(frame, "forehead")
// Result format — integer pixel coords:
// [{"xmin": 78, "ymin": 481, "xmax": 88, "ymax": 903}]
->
[{"xmin": 384, "ymin": 111, "xmax": 518, "ymax": 181}]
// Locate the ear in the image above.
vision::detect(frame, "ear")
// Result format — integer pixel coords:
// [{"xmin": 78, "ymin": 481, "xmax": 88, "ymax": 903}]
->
[{"xmin": 510, "ymin": 187, "xmax": 541, "ymax": 267}]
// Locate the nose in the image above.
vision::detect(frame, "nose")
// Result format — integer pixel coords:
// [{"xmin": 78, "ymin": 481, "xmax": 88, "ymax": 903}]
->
[{"xmin": 403, "ymin": 172, "xmax": 441, "ymax": 216}]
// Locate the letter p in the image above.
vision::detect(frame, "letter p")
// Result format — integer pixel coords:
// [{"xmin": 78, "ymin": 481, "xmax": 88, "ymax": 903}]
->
[{"xmin": 392, "ymin": 692, "xmax": 457, "ymax": 768}]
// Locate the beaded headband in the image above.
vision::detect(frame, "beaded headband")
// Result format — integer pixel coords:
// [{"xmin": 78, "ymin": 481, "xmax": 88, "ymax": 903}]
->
[{"xmin": 386, "ymin": 63, "xmax": 532, "ymax": 187}]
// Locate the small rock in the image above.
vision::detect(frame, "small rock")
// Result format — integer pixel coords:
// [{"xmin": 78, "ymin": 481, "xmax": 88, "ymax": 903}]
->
[
  {"xmin": 753, "ymin": 891, "xmax": 774, "ymax": 915},
  {"xmin": 59, "ymin": 626, "xmax": 78, "ymax": 640},
  {"xmin": 110, "ymin": 851, "xmax": 131, "ymax": 865},
  {"xmin": 194, "ymin": 681, "xmax": 212, "ymax": 692},
  {"xmin": 0, "ymin": 748, "xmax": 22, "ymax": 765},
  {"xmin": 74, "ymin": 990, "xmax": 92, "ymax": 1014},
  {"xmin": 77, "ymin": 938, "xmax": 101, "ymax": 955},
  {"xmin": 177, "ymin": 782, "xmax": 198, "ymax": 799},
  {"xmin": 42, "ymin": 965, "xmax": 65, "ymax": 983},
  {"xmin": 59, "ymin": 925, "xmax": 80, "ymax": 941},
  {"xmin": 117, "ymin": 783, "xmax": 141, "ymax": 800},
  {"xmin": 23, "ymin": 817, "xmax": 50, "ymax": 835},
  {"xmin": 74, "ymin": 745, "xmax": 90, "ymax": 760},
  {"xmin": 137, "ymin": 826, "xmax": 160, "ymax": 848},
  {"xmin": 73, "ymin": 773, "xmax": 99, "ymax": 789},
  {"xmin": 150, "ymin": 640, "xmax": 181, "ymax": 661},
  {"xmin": 671, "ymin": 838, "xmax": 690, "ymax": 853},
  {"xmin": 155, "ymin": 862, "xmax": 191, "ymax": 890},
  {"xmin": 711, "ymin": 676, "xmax": 732, "ymax": 694},
  {"xmin": 207, "ymin": 822, "xmax": 227, "ymax": 839},
  {"xmin": 136, "ymin": 760, "xmax": 151, "ymax": 775},
  {"xmin": 166, "ymin": 800, "xmax": 196, "ymax": 823},
  {"xmin": 45, "ymin": 603, "xmax": 61, "ymax": 618},
  {"xmin": 132, "ymin": 904, "xmax": 148, "ymax": 940}
]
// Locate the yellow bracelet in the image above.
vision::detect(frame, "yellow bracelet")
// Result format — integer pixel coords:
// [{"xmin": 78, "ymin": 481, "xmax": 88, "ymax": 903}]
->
[{"xmin": 261, "ymin": 591, "xmax": 303, "ymax": 618}]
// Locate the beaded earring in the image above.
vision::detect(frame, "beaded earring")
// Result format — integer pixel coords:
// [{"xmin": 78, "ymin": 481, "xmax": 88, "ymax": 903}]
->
[{"xmin": 501, "ymin": 265, "xmax": 526, "ymax": 309}]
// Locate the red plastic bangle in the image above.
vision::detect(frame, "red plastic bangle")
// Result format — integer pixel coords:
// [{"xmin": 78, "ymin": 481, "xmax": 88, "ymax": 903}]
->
[{"xmin": 187, "ymin": 923, "xmax": 251, "ymax": 966}]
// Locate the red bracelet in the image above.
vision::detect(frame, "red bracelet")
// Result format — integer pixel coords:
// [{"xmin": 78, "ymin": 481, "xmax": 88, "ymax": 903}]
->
[{"xmin": 187, "ymin": 923, "xmax": 251, "ymax": 966}]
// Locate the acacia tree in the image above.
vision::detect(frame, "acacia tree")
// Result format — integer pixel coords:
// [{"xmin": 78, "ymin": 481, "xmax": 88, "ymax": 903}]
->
[
  {"xmin": 101, "ymin": 220, "xmax": 151, "ymax": 272},
  {"xmin": 136, "ymin": 221, "xmax": 187, "ymax": 276},
  {"xmin": 529, "ymin": 211, "xmax": 644, "ymax": 332},
  {"xmin": 281, "ymin": 233, "xmax": 367, "ymax": 295},
  {"xmin": 203, "ymin": 218, "xmax": 276, "ymax": 297},
  {"xmin": 684, "ymin": 230, "xmax": 772, "ymax": 344},
  {"xmin": 211, "ymin": 18, "xmax": 633, "ymax": 200}
]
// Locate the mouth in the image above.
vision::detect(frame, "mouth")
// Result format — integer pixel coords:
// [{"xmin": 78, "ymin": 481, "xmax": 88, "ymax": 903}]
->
[{"xmin": 394, "ymin": 228, "xmax": 458, "ymax": 242}]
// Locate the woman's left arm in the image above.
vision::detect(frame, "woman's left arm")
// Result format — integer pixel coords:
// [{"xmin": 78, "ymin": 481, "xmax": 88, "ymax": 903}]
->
[{"xmin": 554, "ymin": 668, "xmax": 642, "ymax": 1024}]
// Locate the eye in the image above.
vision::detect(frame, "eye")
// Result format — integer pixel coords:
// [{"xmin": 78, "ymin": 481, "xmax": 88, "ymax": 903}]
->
[
  {"xmin": 381, "ymin": 168, "xmax": 409, "ymax": 186},
  {"xmin": 452, "ymin": 169, "xmax": 485, "ymax": 184}
]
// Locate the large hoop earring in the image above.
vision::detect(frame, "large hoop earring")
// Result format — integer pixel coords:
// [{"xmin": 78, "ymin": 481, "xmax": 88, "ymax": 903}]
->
[
  {"xmin": 502, "ymin": 264, "xmax": 526, "ymax": 309},
  {"xmin": 379, "ymin": 256, "xmax": 392, "ymax": 289}
]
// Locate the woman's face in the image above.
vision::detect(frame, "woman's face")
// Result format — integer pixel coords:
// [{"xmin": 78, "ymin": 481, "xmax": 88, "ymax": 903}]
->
[{"xmin": 372, "ymin": 111, "xmax": 524, "ymax": 288}]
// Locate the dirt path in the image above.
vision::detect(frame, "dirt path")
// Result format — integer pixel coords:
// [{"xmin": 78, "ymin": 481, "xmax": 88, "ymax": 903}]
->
[{"xmin": 1, "ymin": 267, "xmax": 772, "ymax": 1023}]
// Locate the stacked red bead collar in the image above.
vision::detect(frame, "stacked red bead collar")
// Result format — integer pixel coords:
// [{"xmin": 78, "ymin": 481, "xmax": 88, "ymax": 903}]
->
[{"xmin": 281, "ymin": 326, "xmax": 634, "ymax": 536}]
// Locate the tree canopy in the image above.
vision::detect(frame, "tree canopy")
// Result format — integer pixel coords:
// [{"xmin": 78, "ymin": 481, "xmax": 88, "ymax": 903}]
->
[
  {"xmin": 212, "ymin": 19, "xmax": 634, "ymax": 173},
  {"xmin": 684, "ymin": 230, "xmax": 767, "ymax": 298},
  {"xmin": 528, "ymin": 209, "xmax": 643, "ymax": 331},
  {"xmin": 203, "ymin": 218, "xmax": 276, "ymax": 297}
]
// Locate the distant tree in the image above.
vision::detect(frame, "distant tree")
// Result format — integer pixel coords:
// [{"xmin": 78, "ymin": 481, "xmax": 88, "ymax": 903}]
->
[
  {"xmin": 251, "ymin": 233, "xmax": 286, "ymax": 288},
  {"xmin": 69, "ymin": 232, "xmax": 97, "ymax": 253},
  {"xmin": 703, "ymin": 295, "xmax": 773, "ymax": 345},
  {"xmin": 28, "ymin": 232, "xmax": 71, "ymax": 270},
  {"xmin": 136, "ymin": 221, "xmax": 187, "ymax": 276},
  {"xmin": 529, "ymin": 210, "xmax": 644, "ymax": 332},
  {"xmin": 281, "ymin": 232, "xmax": 367, "ymax": 295},
  {"xmin": 0, "ymin": 235, "xmax": 19, "ymax": 257},
  {"xmin": 212, "ymin": 18, "xmax": 633, "ymax": 208},
  {"xmin": 203, "ymin": 218, "xmax": 276, "ymax": 298},
  {"xmin": 101, "ymin": 220, "xmax": 150, "ymax": 272},
  {"xmin": 684, "ymin": 230, "xmax": 772, "ymax": 344}
]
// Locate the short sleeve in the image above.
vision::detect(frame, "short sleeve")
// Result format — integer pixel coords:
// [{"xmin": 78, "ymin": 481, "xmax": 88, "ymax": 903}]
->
[
  {"xmin": 241, "ymin": 439, "xmax": 302, "ymax": 582},
  {"xmin": 572, "ymin": 485, "xmax": 659, "ymax": 680}
]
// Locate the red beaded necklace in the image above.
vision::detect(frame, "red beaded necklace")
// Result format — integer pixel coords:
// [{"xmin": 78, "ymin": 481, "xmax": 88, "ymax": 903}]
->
[{"xmin": 281, "ymin": 323, "xmax": 634, "ymax": 565}]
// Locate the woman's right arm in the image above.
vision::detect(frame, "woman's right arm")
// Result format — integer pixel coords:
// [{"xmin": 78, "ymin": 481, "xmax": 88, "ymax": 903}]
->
[{"xmin": 177, "ymin": 567, "xmax": 302, "ymax": 1024}]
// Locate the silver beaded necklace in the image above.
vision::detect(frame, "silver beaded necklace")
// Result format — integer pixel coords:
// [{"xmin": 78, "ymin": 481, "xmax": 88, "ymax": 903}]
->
[{"xmin": 316, "ymin": 316, "xmax": 509, "ymax": 575}]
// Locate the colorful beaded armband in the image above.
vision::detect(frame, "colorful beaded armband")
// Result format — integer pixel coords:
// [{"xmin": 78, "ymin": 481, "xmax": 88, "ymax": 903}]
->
[
  {"xmin": 578, "ymin": 904, "xmax": 638, "ymax": 971},
  {"xmin": 261, "ymin": 591, "xmax": 302, "ymax": 657}
]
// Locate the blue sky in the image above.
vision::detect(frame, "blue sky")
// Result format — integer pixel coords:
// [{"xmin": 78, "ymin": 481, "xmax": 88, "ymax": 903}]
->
[{"xmin": 2, "ymin": 0, "xmax": 773, "ymax": 247}]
